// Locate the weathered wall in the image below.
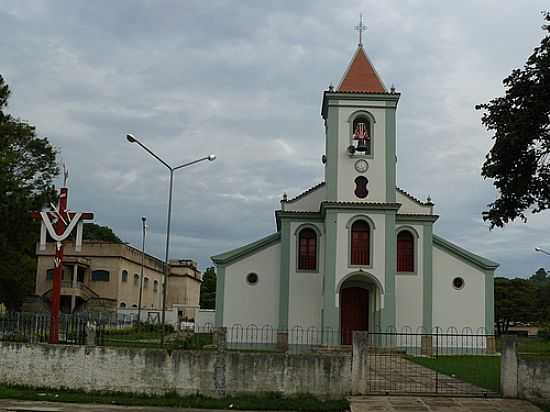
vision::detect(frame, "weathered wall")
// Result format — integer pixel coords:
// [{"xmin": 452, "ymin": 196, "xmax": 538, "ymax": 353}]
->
[
  {"xmin": 517, "ymin": 356, "xmax": 550, "ymax": 404},
  {"xmin": 0, "ymin": 341, "xmax": 353, "ymax": 398}
]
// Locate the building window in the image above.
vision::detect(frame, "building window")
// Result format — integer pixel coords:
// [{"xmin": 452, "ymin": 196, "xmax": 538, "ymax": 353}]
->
[
  {"xmin": 144, "ymin": 277, "xmax": 149, "ymax": 289},
  {"xmin": 397, "ymin": 231, "xmax": 414, "ymax": 272},
  {"xmin": 121, "ymin": 270, "xmax": 128, "ymax": 282},
  {"xmin": 350, "ymin": 116, "xmax": 372, "ymax": 155},
  {"xmin": 91, "ymin": 270, "xmax": 110, "ymax": 282},
  {"xmin": 153, "ymin": 280, "xmax": 159, "ymax": 292},
  {"xmin": 132, "ymin": 304, "xmax": 137, "ymax": 308},
  {"xmin": 134, "ymin": 274, "xmax": 139, "ymax": 286},
  {"xmin": 298, "ymin": 228, "xmax": 317, "ymax": 271},
  {"xmin": 351, "ymin": 220, "xmax": 370, "ymax": 265},
  {"xmin": 120, "ymin": 302, "xmax": 126, "ymax": 308},
  {"xmin": 46, "ymin": 269, "xmax": 55, "ymax": 280},
  {"xmin": 453, "ymin": 277, "xmax": 465, "ymax": 290},
  {"xmin": 246, "ymin": 272, "xmax": 258, "ymax": 285}
]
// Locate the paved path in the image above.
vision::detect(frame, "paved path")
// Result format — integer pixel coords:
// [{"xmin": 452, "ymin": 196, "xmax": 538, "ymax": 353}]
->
[
  {"xmin": 350, "ymin": 396, "xmax": 543, "ymax": 412},
  {"xmin": 0, "ymin": 399, "xmax": 234, "ymax": 412}
]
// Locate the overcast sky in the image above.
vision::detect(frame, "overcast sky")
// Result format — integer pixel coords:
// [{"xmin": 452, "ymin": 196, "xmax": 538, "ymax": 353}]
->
[{"xmin": 2, "ymin": 1, "xmax": 549, "ymax": 277}]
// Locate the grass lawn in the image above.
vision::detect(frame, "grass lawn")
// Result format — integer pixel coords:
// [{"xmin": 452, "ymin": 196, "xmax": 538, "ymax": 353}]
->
[
  {"xmin": 100, "ymin": 328, "xmax": 214, "ymax": 350},
  {"xmin": 408, "ymin": 355, "xmax": 501, "ymax": 393},
  {"xmin": 0, "ymin": 385, "xmax": 349, "ymax": 411}
]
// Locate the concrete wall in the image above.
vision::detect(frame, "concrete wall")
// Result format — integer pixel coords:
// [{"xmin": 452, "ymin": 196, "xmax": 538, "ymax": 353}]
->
[
  {"xmin": 501, "ymin": 336, "xmax": 550, "ymax": 404},
  {"xmin": 0, "ymin": 340, "xmax": 354, "ymax": 399}
]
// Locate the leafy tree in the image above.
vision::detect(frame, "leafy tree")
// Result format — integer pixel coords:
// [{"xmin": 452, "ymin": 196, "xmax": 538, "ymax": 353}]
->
[
  {"xmin": 0, "ymin": 75, "xmax": 59, "ymax": 310},
  {"xmin": 476, "ymin": 12, "xmax": 550, "ymax": 227},
  {"xmin": 199, "ymin": 267, "xmax": 216, "ymax": 309},
  {"xmin": 530, "ymin": 267, "xmax": 549, "ymax": 283},
  {"xmin": 81, "ymin": 223, "xmax": 122, "ymax": 243},
  {"xmin": 494, "ymin": 277, "xmax": 539, "ymax": 335}
]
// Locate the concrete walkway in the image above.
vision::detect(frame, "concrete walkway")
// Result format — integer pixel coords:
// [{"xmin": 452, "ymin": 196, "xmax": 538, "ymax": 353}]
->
[{"xmin": 350, "ymin": 396, "xmax": 543, "ymax": 412}]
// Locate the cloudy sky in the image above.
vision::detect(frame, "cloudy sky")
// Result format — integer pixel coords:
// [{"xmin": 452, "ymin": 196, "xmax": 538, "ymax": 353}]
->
[{"xmin": 2, "ymin": 0, "xmax": 549, "ymax": 277}]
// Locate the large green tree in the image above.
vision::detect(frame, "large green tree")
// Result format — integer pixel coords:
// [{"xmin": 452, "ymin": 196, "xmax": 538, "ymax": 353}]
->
[
  {"xmin": 81, "ymin": 223, "xmax": 122, "ymax": 243},
  {"xmin": 199, "ymin": 267, "xmax": 216, "ymax": 310},
  {"xmin": 494, "ymin": 277, "xmax": 539, "ymax": 335},
  {"xmin": 0, "ymin": 75, "xmax": 59, "ymax": 310},
  {"xmin": 477, "ymin": 12, "xmax": 550, "ymax": 228}
]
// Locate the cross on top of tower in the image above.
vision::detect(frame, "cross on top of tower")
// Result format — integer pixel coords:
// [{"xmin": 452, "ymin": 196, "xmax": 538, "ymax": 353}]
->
[{"xmin": 355, "ymin": 14, "xmax": 367, "ymax": 47}]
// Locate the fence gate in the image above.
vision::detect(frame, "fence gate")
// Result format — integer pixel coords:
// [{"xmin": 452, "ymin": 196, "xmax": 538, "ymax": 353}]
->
[{"xmin": 366, "ymin": 331, "xmax": 500, "ymax": 397}]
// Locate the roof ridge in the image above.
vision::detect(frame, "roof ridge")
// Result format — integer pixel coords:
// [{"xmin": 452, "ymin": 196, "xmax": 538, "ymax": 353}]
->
[
  {"xmin": 433, "ymin": 234, "xmax": 499, "ymax": 270},
  {"xmin": 396, "ymin": 186, "xmax": 433, "ymax": 206},
  {"xmin": 286, "ymin": 181, "xmax": 326, "ymax": 203}
]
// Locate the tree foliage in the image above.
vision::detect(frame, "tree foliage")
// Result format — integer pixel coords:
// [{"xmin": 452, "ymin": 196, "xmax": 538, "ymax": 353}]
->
[
  {"xmin": 477, "ymin": 12, "xmax": 550, "ymax": 227},
  {"xmin": 199, "ymin": 267, "xmax": 216, "ymax": 310},
  {"xmin": 82, "ymin": 223, "xmax": 122, "ymax": 243},
  {"xmin": 0, "ymin": 75, "xmax": 59, "ymax": 310}
]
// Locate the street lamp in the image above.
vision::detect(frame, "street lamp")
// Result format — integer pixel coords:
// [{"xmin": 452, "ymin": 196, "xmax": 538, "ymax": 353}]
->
[
  {"xmin": 137, "ymin": 216, "xmax": 147, "ymax": 324},
  {"xmin": 126, "ymin": 133, "xmax": 216, "ymax": 344},
  {"xmin": 535, "ymin": 247, "xmax": 550, "ymax": 256}
]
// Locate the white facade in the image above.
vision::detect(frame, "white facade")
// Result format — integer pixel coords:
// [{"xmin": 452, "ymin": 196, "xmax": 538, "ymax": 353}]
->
[{"xmin": 212, "ymin": 44, "xmax": 498, "ymax": 342}]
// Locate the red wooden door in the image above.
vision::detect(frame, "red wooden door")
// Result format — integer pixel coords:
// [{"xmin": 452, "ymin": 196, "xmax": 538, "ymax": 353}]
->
[{"xmin": 340, "ymin": 287, "xmax": 369, "ymax": 345}]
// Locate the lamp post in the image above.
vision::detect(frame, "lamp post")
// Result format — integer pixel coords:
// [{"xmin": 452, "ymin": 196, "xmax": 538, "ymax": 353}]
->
[
  {"xmin": 126, "ymin": 133, "xmax": 216, "ymax": 344},
  {"xmin": 535, "ymin": 247, "xmax": 550, "ymax": 256},
  {"xmin": 137, "ymin": 216, "xmax": 147, "ymax": 324}
]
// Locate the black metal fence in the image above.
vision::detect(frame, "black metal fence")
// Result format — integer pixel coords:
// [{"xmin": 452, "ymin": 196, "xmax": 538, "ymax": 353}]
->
[{"xmin": 0, "ymin": 313, "xmax": 87, "ymax": 345}]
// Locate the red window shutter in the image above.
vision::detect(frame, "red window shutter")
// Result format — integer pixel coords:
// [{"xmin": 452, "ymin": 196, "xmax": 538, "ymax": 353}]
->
[
  {"xmin": 397, "ymin": 231, "xmax": 414, "ymax": 272},
  {"xmin": 351, "ymin": 220, "xmax": 370, "ymax": 265},
  {"xmin": 298, "ymin": 228, "xmax": 317, "ymax": 270}
]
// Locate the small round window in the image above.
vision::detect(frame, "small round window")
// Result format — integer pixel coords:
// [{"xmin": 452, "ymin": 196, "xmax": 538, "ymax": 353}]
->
[
  {"xmin": 453, "ymin": 277, "xmax": 465, "ymax": 290},
  {"xmin": 246, "ymin": 272, "xmax": 258, "ymax": 285}
]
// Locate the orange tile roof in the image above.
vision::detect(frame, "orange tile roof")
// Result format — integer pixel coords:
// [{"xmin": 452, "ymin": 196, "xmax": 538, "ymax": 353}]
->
[{"xmin": 338, "ymin": 46, "xmax": 386, "ymax": 93}]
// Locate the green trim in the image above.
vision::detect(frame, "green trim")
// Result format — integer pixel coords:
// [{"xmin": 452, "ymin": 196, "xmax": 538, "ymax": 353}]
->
[
  {"xmin": 382, "ymin": 211, "xmax": 396, "ymax": 330},
  {"xmin": 278, "ymin": 219, "xmax": 291, "ymax": 330},
  {"xmin": 211, "ymin": 233, "xmax": 281, "ymax": 265},
  {"xmin": 326, "ymin": 105, "xmax": 339, "ymax": 200},
  {"xmin": 397, "ymin": 214, "xmax": 439, "ymax": 223},
  {"xmin": 385, "ymin": 103, "xmax": 396, "ymax": 203},
  {"xmin": 485, "ymin": 270, "xmax": 495, "ymax": 334},
  {"xmin": 422, "ymin": 223, "xmax": 433, "ymax": 332},
  {"xmin": 214, "ymin": 265, "xmax": 225, "ymax": 327},
  {"xmin": 322, "ymin": 202, "xmax": 400, "ymax": 211},
  {"xmin": 322, "ymin": 209, "xmax": 339, "ymax": 332},
  {"xmin": 432, "ymin": 234, "xmax": 499, "ymax": 270}
]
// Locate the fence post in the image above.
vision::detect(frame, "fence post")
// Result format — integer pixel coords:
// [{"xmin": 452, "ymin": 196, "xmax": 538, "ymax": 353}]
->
[
  {"xmin": 86, "ymin": 321, "xmax": 97, "ymax": 346},
  {"xmin": 214, "ymin": 327, "xmax": 226, "ymax": 397},
  {"xmin": 501, "ymin": 335, "xmax": 518, "ymax": 398},
  {"xmin": 486, "ymin": 335, "xmax": 496, "ymax": 354},
  {"xmin": 421, "ymin": 335, "xmax": 433, "ymax": 356},
  {"xmin": 276, "ymin": 331, "xmax": 289, "ymax": 352},
  {"xmin": 352, "ymin": 330, "xmax": 369, "ymax": 395}
]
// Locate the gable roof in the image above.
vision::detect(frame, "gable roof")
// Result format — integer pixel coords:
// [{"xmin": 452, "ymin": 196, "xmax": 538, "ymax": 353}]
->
[
  {"xmin": 211, "ymin": 232, "xmax": 281, "ymax": 265},
  {"xmin": 433, "ymin": 234, "xmax": 499, "ymax": 271},
  {"xmin": 338, "ymin": 46, "xmax": 386, "ymax": 93},
  {"xmin": 396, "ymin": 187, "xmax": 434, "ymax": 206}
]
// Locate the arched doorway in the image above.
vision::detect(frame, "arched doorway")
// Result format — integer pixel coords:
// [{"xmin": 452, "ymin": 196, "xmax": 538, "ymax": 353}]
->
[
  {"xmin": 338, "ymin": 272, "xmax": 383, "ymax": 345},
  {"xmin": 340, "ymin": 287, "xmax": 369, "ymax": 345}
]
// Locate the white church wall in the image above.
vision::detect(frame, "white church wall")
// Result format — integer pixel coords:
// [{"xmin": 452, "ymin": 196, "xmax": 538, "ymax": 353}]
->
[
  {"xmin": 335, "ymin": 103, "xmax": 387, "ymax": 203},
  {"xmin": 395, "ymin": 224, "xmax": 424, "ymax": 331},
  {"xmin": 288, "ymin": 222, "xmax": 324, "ymax": 330},
  {"xmin": 432, "ymin": 244, "xmax": 486, "ymax": 333},
  {"xmin": 334, "ymin": 212, "xmax": 386, "ymax": 299},
  {"xmin": 396, "ymin": 190, "xmax": 432, "ymax": 215},
  {"xmin": 286, "ymin": 184, "xmax": 326, "ymax": 212},
  {"xmin": 222, "ymin": 242, "xmax": 281, "ymax": 328}
]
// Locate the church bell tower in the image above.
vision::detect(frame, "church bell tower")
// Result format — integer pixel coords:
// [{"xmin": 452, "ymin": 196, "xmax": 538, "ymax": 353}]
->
[{"xmin": 321, "ymin": 22, "xmax": 400, "ymax": 204}]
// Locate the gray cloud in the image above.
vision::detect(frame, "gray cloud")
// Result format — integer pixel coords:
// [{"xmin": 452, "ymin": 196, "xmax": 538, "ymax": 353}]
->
[{"xmin": 1, "ymin": 0, "xmax": 549, "ymax": 277}]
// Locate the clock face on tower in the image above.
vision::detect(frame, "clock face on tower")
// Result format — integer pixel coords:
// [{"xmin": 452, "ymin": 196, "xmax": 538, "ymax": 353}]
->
[{"xmin": 354, "ymin": 159, "xmax": 369, "ymax": 173}]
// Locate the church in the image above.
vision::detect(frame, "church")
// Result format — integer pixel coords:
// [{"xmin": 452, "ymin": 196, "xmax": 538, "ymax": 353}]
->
[{"xmin": 212, "ymin": 34, "xmax": 498, "ymax": 343}]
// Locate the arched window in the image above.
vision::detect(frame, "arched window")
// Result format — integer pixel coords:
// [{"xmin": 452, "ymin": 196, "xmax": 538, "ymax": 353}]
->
[
  {"xmin": 153, "ymin": 280, "xmax": 159, "ymax": 292},
  {"xmin": 298, "ymin": 228, "xmax": 317, "ymax": 271},
  {"xmin": 134, "ymin": 274, "xmax": 139, "ymax": 286},
  {"xmin": 120, "ymin": 302, "xmax": 126, "ymax": 308},
  {"xmin": 351, "ymin": 220, "xmax": 370, "ymax": 265},
  {"xmin": 397, "ymin": 231, "xmax": 414, "ymax": 272},
  {"xmin": 121, "ymin": 270, "xmax": 128, "ymax": 282},
  {"xmin": 352, "ymin": 116, "xmax": 371, "ymax": 154},
  {"xmin": 144, "ymin": 277, "xmax": 149, "ymax": 288}
]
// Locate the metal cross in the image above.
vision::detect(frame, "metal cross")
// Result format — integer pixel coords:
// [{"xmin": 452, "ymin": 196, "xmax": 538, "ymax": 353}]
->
[{"xmin": 355, "ymin": 14, "xmax": 367, "ymax": 47}]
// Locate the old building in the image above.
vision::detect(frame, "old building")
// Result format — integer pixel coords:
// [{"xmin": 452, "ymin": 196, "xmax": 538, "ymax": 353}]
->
[{"xmin": 30, "ymin": 241, "xmax": 202, "ymax": 320}]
